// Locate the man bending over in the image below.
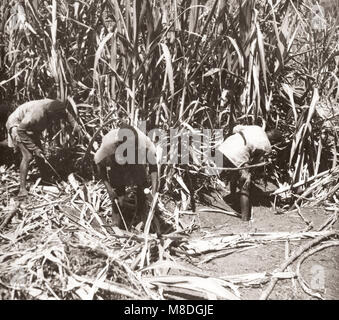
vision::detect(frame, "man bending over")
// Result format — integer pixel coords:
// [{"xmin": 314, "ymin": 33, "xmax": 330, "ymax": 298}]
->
[
  {"xmin": 6, "ymin": 98, "xmax": 80, "ymax": 197},
  {"xmin": 94, "ymin": 124, "xmax": 159, "ymax": 229},
  {"xmin": 217, "ymin": 125, "xmax": 282, "ymax": 221}
]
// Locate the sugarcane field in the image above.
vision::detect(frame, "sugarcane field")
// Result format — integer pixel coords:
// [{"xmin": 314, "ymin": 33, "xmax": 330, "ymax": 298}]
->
[{"xmin": 0, "ymin": 0, "xmax": 338, "ymax": 303}]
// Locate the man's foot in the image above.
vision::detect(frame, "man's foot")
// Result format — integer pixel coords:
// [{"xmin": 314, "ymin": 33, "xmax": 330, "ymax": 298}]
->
[
  {"xmin": 241, "ymin": 213, "xmax": 251, "ymax": 221},
  {"xmin": 17, "ymin": 190, "xmax": 29, "ymax": 198}
]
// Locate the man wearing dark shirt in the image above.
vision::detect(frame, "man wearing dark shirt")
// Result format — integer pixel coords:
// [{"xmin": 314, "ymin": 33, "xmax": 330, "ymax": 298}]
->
[{"xmin": 94, "ymin": 124, "xmax": 159, "ymax": 229}]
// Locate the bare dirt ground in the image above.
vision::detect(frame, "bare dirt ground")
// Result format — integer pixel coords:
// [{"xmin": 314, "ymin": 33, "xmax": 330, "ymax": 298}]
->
[{"xmin": 178, "ymin": 183, "xmax": 339, "ymax": 300}]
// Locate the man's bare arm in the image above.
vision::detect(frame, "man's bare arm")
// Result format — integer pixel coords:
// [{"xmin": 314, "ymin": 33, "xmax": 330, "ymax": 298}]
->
[{"xmin": 97, "ymin": 162, "xmax": 117, "ymax": 201}]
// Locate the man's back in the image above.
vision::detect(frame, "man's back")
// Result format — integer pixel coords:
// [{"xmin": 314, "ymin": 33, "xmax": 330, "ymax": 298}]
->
[
  {"xmin": 217, "ymin": 125, "xmax": 271, "ymax": 168},
  {"xmin": 94, "ymin": 125, "xmax": 157, "ymax": 166},
  {"xmin": 6, "ymin": 99, "xmax": 65, "ymax": 132}
]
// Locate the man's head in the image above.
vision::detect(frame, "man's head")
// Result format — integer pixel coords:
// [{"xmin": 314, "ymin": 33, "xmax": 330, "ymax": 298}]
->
[
  {"xmin": 266, "ymin": 129, "xmax": 283, "ymax": 145},
  {"xmin": 0, "ymin": 103, "xmax": 12, "ymax": 122},
  {"xmin": 46, "ymin": 100, "xmax": 67, "ymax": 121}
]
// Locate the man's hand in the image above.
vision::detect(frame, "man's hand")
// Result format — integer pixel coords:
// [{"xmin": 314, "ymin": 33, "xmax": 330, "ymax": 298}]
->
[
  {"xmin": 143, "ymin": 187, "xmax": 154, "ymax": 203},
  {"xmin": 107, "ymin": 188, "xmax": 118, "ymax": 203},
  {"xmin": 34, "ymin": 149, "xmax": 44, "ymax": 158}
]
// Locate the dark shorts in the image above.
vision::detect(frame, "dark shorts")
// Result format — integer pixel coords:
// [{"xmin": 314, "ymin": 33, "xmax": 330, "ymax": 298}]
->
[
  {"xmin": 8, "ymin": 127, "xmax": 41, "ymax": 152},
  {"xmin": 106, "ymin": 155, "xmax": 148, "ymax": 188}
]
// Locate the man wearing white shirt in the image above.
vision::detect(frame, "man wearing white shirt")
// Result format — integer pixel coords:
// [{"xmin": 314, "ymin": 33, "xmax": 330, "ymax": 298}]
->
[{"xmin": 217, "ymin": 125, "xmax": 282, "ymax": 221}]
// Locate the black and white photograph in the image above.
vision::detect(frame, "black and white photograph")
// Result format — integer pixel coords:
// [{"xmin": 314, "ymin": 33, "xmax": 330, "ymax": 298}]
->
[{"xmin": 0, "ymin": 0, "xmax": 338, "ymax": 304}]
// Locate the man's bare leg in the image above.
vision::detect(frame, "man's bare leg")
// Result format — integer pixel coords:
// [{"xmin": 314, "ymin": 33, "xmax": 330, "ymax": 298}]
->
[
  {"xmin": 240, "ymin": 191, "xmax": 251, "ymax": 221},
  {"xmin": 230, "ymin": 180, "xmax": 237, "ymax": 206},
  {"xmin": 136, "ymin": 185, "xmax": 147, "ymax": 216},
  {"xmin": 239, "ymin": 170, "xmax": 251, "ymax": 221},
  {"xmin": 17, "ymin": 143, "xmax": 33, "ymax": 197},
  {"xmin": 226, "ymin": 169, "xmax": 238, "ymax": 209}
]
